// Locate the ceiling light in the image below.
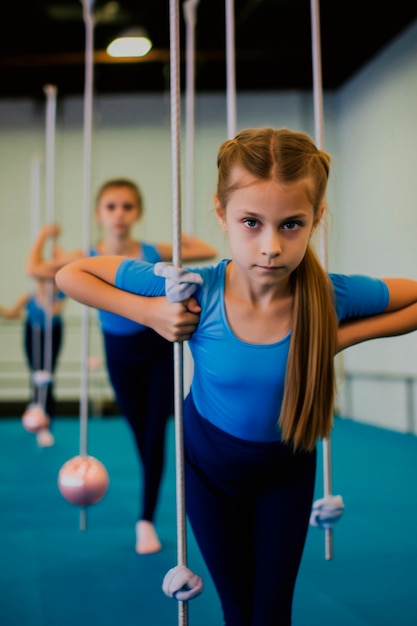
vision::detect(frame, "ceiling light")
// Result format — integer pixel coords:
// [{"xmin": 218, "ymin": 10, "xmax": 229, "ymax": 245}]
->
[{"xmin": 106, "ymin": 27, "xmax": 152, "ymax": 58}]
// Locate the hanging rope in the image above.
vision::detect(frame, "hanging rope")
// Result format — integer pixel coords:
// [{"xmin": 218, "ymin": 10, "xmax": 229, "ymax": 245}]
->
[
  {"xmin": 78, "ymin": 0, "xmax": 95, "ymax": 531},
  {"xmin": 57, "ymin": 0, "xmax": 109, "ymax": 530},
  {"xmin": 162, "ymin": 3, "xmax": 239, "ymax": 613},
  {"xmin": 30, "ymin": 155, "xmax": 42, "ymax": 245},
  {"xmin": 42, "ymin": 84, "xmax": 58, "ymax": 380},
  {"xmin": 183, "ymin": 0, "xmax": 199, "ymax": 235},
  {"xmin": 21, "ymin": 156, "xmax": 46, "ymax": 433},
  {"xmin": 159, "ymin": 1, "xmax": 203, "ymax": 624},
  {"xmin": 171, "ymin": 1, "xmax": 191, "ymax": 622},
  {"xmin": 225, "ymin": 0, "xmax": 236, "ymax": 138},
  {"xmin": 309, "ymin": 0, "xmax": 344, "ymax": 559},
  {"xmin": 34, "ymin": 85, "xmax": 58, "ymax": 412},
  {"xmin": 29, "ymin": 154, "xmax": 42, "ymax": 387}
]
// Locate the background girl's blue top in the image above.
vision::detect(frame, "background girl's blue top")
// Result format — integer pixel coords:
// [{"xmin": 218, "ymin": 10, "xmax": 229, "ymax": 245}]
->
[
  {"xmin": 90, "ymin": 243, "xmax": 162, "ymax": 335},
  {"xmin": 26, "ymin": 291, "xmax": 66, "ymax": 328},
  {"xmin": 116, "ymin": 258, "xmax": 389, "ymax": 442}
]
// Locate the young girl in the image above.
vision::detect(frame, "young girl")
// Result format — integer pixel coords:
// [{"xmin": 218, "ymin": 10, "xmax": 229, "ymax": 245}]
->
[
  {"xmin": 89, "ymin": 178, "xmax": 217, "ymax": 554},
  {"xmin": 9, "ymin": 223, "xmax": 78, "ymax": 447},
  {"xmin": 56, "ymin": 128, "xmax": 417, "ymax": 625}
]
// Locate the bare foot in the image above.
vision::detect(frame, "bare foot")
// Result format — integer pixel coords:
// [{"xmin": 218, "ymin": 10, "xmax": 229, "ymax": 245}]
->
[
  {"xmin": 135, "ymin": 520, "xmax": 162, "ymax": 554},
  {"xmin": 36, "ymin": 428, "xmax": 55, "ymax": 447}
]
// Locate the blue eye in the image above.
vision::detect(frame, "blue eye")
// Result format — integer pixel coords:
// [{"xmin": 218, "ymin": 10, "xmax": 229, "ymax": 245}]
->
[
  {"xmin": 244, "ymin": 219, "xmax": 259, "ymax": 229},
  {"xmin": 282, "ymin": 221, "xmax": 299, "ymax": 230}
]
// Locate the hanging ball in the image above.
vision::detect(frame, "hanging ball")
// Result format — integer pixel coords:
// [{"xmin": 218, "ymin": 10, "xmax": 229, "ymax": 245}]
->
[
  {"xmin": 22, "ymin": 403, "xmax": 50, "ymax": 433},
  {"xmin": 58, "ymin": 455, "xmax": 109, "ymax": 506}
]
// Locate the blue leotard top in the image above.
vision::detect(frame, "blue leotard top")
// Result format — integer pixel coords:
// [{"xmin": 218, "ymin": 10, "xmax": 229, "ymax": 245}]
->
[
  {"xmin": 90, "ymin": 243, "xmax": 162, "ymax": 335},
  {"xmin": 26, "ymin": 291, "xmax": 66, "ymax": 328},
  {"xmin": 115, "ymin": 258, "xmax": 390, "ymax": 442}
]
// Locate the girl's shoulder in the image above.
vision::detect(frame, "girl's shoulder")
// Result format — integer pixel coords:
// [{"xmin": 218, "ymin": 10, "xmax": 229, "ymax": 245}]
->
[
  {"xmin": 329, "ymin": 273, "xmax": 389, "ymax": 320},
  {"xmin": 140, "ymin": 242, "xmax": 162, "ymax": 263}
]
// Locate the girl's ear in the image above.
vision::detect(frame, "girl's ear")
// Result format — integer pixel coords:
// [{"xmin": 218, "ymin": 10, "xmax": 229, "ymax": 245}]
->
[{"xmin": 214, "ymin": 195, "xmax": 227, "ymax": 231}]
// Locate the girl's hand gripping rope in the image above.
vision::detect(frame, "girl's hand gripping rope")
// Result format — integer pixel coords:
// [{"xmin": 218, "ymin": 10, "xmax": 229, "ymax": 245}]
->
[{"xmin": 162, "ymin": 564, "xmax": 204, "ymax": 601}]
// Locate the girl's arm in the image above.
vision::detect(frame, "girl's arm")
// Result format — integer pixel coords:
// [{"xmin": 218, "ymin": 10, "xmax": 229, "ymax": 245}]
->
[
  {"xmin": 27, "ymin": 224, "xmax": 82, "ymax": 279},
  {"xmin": 337, "ymin": 278, "xmax": 417, "ymax": 353},
  {"xmin": 56, "ymin": 256, "xmax": 201, "ymax": 342},
  {"xmin": 156, "ymin": 233, "xmax": 217, "ymax": 262},
  {"xmin": 0, "ymin": 294, "xmax": 29, "ymax": 319}
]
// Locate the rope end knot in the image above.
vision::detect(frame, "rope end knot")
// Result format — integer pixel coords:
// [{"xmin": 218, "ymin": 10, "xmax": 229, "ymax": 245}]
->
[
  {"xmin": 162, "ymin": 564, "xmax": 204, "ymax": 601},
  {"xmin": 309, "ymin": 494, "xmax": 345, "ymax": 529}
]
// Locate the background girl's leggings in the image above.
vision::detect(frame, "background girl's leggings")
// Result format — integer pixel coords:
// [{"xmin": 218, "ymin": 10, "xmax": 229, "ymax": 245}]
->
[{"xmin": 103, "ymin": 328, "xmax": 174, "ymax": 522}]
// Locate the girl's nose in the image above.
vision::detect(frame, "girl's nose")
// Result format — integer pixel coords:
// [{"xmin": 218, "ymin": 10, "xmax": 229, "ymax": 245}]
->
[
  {"xmin": 261, "ymin": 230, "xmax": 281, "ymax": 257},
  {"xmin": 114, "ymin": 205, "xmax": 126, "ymax": 216}
]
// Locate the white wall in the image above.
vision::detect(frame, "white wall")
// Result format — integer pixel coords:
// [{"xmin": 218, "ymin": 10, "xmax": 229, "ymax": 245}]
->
[{"xmin": 333, "ymin": 19, "xmax": 417, "ymax": 432}]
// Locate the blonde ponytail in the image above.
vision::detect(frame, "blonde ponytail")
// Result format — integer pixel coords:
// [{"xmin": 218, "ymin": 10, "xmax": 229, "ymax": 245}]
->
[{"xmin": 279, "ymin": 245, "xmax": 337, "ymax": 451}]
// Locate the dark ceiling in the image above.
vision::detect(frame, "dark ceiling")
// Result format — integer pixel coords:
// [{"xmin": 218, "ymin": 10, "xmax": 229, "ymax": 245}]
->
[{"xmin": 1, "ymin": 0, "xmax": 417, "ymax": 100}]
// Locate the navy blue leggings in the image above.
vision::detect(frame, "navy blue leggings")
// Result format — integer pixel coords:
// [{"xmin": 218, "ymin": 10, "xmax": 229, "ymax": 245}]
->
[
  {"xmin": 183, "ymin": 393, "xmax": 316, "ymax": 626},
  {"xmin": 103, "ymin": 329, "xmax": 174, "ymax": 522},
  {"xmin": 24, "ymin": 319, "xmax": 63, "ymax": 421}
]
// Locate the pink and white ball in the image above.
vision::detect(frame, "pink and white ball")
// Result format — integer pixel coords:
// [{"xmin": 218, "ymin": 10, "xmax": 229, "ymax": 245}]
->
[
  {"xmin": 22, "ymin": 403, "xmax": 50, "ymax": 433},
  {"xmin": 58, "ymin": 455, "xmax": 109, "ymax": 506}
]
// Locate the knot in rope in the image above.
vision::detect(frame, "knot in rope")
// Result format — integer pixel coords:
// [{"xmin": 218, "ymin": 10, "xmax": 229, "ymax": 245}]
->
[
  {"xmin": 309, "ymin": 494, "xmax": 345, "ymax": 529},
  {"xmin": 162, "ymin": 564, "xmax": 204, "ymax": 601},
  {"xmin": 154, "ymin": 262, "xmax": 203, "ymax": 302},
  {"xmin": 32, "ymin": 369, "xmax": 53, "ymax": 387}
]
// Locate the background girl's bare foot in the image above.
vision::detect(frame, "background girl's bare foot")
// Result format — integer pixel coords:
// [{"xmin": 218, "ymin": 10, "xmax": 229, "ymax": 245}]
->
[{"xmin": 135, "ymin": 520, "xmax": 162, "ymax": 554}]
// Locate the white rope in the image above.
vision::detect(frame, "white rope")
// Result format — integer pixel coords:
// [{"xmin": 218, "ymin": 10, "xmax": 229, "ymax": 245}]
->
[
  {"xmin": 225, "ymin": 0, "xmax": 237, "ymax": 138},
  {"xmin": 160, "ymin": 0, "xmax": 205, "ymax": 621},
  {"xmin": 182, "ymin": 0, "xmax": 200, "ymax": 397},
  {"xmin": 29, "ymin": 155, "xmax": 41, "ymax": 244},
  {"xmin": 29, "ymin": 157, "xmax": 42, "ymax": 399},
  {"xmin": 32, "ymin": 324, "xmax": 46, "ymax": 409},
  {"xmin": 44, "ymin": 85, "xmax": 57, "ymax": 228},
  {"xmin": 42, "ymin": 84, "xmax": 58, "ymax": 378},
  {"xmin": 183, "ymin": 0, "xmax": 199, "ymax": 235},
  {"xmin": 79, "ymin": 0, "xmax": 95, "ymax": 532},
  {"xmin": 310, "ymin": 0, "xmax": 344, "ymax": 560},
  {"xmin": 28, "ymin": 85, "xmax": 58, "ymax": 417},
  {"xmin": 55, "ymin": 0, "xmax": 107, "ymax": 528},
  {"xmin": 170, "ymin": 1, "xmax": 188, "ymax": 623}
]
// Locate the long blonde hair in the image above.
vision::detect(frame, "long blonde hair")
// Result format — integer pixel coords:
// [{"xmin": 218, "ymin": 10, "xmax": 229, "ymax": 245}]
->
[{"xmin": 216, "ymin": 127, "xmax": 337, "ymax": 451}]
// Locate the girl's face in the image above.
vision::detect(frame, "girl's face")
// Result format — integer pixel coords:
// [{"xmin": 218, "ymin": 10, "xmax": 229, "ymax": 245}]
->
[
  {"xmin": 95, "ymin": 186, "xmax": 141, "ymax": 237},
  {"xmin": 215, "ymin": 166, "xmax": 323, "ymax": 291}
]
